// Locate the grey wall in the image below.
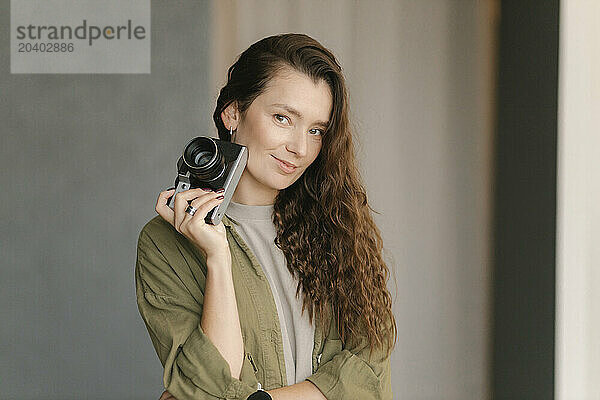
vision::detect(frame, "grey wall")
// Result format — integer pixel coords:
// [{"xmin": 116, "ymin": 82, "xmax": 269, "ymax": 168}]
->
[
  {"xmin": 1, "ymin": 2, "xmax": 213, "ymax": 399},
  {"xmin": 1, "ymin": 1, "xmax": 494, "ymax": 399}
]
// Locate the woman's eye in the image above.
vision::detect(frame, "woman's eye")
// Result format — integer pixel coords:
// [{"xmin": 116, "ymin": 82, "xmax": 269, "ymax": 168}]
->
[
  {"xmin": 309, "ymin": 128, "xmax": 323, "ymax": 136},
  {"xmin": 274, "ymin": 114, "xmax": 290, "ymax": 124}
]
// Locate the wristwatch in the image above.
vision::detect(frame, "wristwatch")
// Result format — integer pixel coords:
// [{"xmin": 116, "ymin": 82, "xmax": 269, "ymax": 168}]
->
[{"xmin": 246, "ymin": 389, "xmax": 272, "ymax": 400}]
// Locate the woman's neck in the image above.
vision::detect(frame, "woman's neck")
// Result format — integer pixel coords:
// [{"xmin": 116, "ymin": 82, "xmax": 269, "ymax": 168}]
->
[{"xmin": 231, "ymin": 170, "xmax": 278, "ymax": 206}]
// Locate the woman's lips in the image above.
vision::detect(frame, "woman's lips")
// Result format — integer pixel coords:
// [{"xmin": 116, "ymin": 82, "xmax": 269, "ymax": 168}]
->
[{"xmin": 272, "ymin": 155, "xmax": 297, "ymax": 174}]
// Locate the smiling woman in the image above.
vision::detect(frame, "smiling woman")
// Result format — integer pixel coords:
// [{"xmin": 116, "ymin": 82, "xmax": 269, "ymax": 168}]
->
[
  {"xmin": 136, "ymin": 33, "xmax": 396, "ymax": 400},
  {"xmin": 221, "ymin": 67, "xmax": 332, "ymax": 205}
]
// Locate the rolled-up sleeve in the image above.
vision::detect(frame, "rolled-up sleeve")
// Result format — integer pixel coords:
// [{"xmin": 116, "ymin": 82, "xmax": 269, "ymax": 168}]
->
[
  {"xmin": 306, "ymin": 326, "xmax": 393, "ymax": 400},
  {"xmin": 135, "ymin": 224, "xmax": 258, "ymax": 400}
]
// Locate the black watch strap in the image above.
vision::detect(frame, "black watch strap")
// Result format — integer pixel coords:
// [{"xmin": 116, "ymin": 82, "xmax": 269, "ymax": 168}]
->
[{"xmin": 247, "ymin": 389, "xmax": 272, "ymax": 400}]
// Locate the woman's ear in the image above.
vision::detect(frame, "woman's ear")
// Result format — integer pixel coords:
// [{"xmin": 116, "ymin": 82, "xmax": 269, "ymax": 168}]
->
[{"xmin": 221, "ymin": 102, "xmax": 240, "ymax": 131}]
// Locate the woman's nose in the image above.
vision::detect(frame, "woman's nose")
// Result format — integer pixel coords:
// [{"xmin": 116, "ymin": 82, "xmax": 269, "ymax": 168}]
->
[{"xmin": 285, "ymin": 129, "xmax": 308, "ymax": 157}]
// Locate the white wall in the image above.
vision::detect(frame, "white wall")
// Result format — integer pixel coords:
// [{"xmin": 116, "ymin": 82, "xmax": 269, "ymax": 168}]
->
[
  {"xmin": 556, "ymin": 1, "xmax": 600, "ymax": 399},
  {"xmin": 209, "ymin": 1, "xmax": 496, "ymax": 398}
]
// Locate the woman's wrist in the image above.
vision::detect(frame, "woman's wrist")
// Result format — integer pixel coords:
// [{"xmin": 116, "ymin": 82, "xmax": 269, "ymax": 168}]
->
[{"xmin": 205, "ymin": 248, "xmax": 232, "ymax": 273}]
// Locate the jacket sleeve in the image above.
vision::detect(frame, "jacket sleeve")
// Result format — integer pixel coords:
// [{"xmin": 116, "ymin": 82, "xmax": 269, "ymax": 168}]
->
[
  {"xmin": 135, "ymin": 222, "xmax": 259, "ymax": 400},
  {"xmin": 305, "ymin": 318, "xmax": 393, "ymax": 400}
]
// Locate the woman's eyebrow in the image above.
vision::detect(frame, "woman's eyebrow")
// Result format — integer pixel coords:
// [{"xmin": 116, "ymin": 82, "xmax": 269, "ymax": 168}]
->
[{"xmin": 270, "ymin": 103, "xmax": 329, "ymax": 128}]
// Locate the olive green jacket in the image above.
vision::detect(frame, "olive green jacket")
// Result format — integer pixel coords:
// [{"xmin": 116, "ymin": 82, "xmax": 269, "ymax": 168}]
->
[{"xmin": 135, "ymin": 215, "xmax": 392, "ymax": 400}]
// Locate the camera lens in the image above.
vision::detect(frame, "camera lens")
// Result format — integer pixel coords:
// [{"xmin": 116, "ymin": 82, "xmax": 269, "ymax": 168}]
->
[
  {"xmin": 193, "ymin": 150, "xmax": 213, "ymax": 166},
  {"xmin": 182, "ymin": 137, "xmax": 226, "ymax": 181}
]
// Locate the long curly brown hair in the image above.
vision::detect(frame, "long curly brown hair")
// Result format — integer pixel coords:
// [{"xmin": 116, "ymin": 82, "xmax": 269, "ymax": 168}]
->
[{"xmin": 213, "ymin": 33, "xmax": 396, "ymax": 357}]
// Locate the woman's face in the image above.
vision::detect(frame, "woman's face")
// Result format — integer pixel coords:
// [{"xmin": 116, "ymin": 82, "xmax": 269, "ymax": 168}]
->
[{"xmin": 223, "ymin": 67, "xmax": 333, "ymax": 205}]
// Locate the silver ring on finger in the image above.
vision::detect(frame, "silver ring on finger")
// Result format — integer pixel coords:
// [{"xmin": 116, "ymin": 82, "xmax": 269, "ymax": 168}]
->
[{"xmin": 185, "ymin": 205, "xmax": 197, "ymax": 216}]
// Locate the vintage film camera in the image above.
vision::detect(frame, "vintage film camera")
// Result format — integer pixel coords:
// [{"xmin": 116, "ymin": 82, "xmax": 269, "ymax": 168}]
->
[{"xmin": 167, "ymin": 136, "xmax": 248, "ymax": 225}]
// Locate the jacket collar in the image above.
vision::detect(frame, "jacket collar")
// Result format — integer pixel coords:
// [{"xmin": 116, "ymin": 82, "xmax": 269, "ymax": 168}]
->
[{"xmin": 221, "ymin": 214, "xmax": 233, "ymax": 228}]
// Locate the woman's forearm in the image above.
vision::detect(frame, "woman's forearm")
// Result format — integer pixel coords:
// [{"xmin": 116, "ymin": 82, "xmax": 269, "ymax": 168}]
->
[
  {"xmin": 200, "ymin": 251, "xmax": 244, "ymax": 379},
  {"xmin": 267, "ymin": 380, "xmax": 327, "ymax": 400}
]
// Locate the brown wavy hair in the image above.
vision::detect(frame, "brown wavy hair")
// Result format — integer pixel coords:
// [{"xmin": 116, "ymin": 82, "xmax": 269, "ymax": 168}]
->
[{"xmin": 213, "ymin": 33, "xmax": 396, "ymax": 357}]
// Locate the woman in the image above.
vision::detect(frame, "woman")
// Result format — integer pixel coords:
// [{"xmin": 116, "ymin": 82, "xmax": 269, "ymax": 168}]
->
[{"xmin": 135, "ymin": 33, "xmax": 396, "ymax": 400}]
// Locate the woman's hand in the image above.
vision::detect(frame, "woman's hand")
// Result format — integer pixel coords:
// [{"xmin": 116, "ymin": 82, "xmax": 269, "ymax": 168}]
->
[
  {"xmin": 158, "ymin": 390, "xmax": 176, "ymax": 400},
  {"xmin": 155, "ymin": 188, "xmax": 229, "ymax": 260}
]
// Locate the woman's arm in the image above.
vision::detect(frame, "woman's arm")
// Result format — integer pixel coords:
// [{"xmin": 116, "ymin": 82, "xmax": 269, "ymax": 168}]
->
[
  {"xmin": 305, "ymin": 335, "xmax": 393, "ymax": 400},
  {"xmin": 298, "ymin": 305, "xmax": 393, "ymax": 400},
  {"xmin": 266, "ymin": 380, "xmax": 326, "ymax": 400},
  {"xmin": 160, "ymin": 381, "xmax": 326, "ymax": 400},
  {"xmin": 151, "ymin": 187, "xmax": 246, "ymax": 380},
  {"xmin": 201, "ymin": 250, "xmax": 244, "ymax": 379},
  {"xmin": 135, "ymin": 217, "xmax": 259, "ymax": 400}
]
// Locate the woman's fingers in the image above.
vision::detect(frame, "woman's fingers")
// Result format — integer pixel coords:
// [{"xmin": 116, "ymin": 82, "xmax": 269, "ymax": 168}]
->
[
  {"xmin": 173, "ymin": 188, "xmax": 213, "ymax": 231},
  {"xmin": 181, "ymin": 193, "xmax": 225, "ymax": 231},
  {"xmin": 156, "ymin": 188, "xmax": 225, "ymax": 250},
  {"xmin": 155, "ymin": 189, "xmax": 176, "ymax": 225},
  {"xmin": 183, "ymin": 191, "xmax": 225, "ymax": 222}
]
